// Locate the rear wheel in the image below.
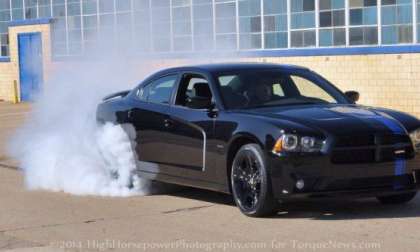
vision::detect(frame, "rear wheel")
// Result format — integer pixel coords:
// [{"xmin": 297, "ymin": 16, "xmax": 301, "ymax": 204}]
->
[
  {"xmin": 376, "ymin": 192, "xmax": 417, "ymax": 205},
  {"xmin": 230, "ymin": 144, "xmax": 277, "ymax": 217}
]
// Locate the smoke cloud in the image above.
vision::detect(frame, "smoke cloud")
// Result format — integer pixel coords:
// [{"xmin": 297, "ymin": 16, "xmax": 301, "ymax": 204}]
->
[{"xmin": 7, "ymin": 59, "xmax": 163, "ymax": 196}]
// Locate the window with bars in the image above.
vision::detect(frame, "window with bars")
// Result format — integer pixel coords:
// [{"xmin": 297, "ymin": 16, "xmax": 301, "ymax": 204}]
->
[
  {"xmin": 381, "ymin": 0, "xmax": 413, "ymax": 44},
  {"xmin": 0, "ymin": 0, "xmax": 9, "ymax": 56},
  {"xmin": 172, "ymin": 0, "xmax": 193, "ymax": 51},
  {"xmin": 81, "ymin": 0, "xmax": 98, "ymax": 52},
  {"xmin": 151, "ymin": 0, "xmax": 171, "ymax": 52},
  {"xmin": 418, "ymin": 0, "xmax": 420, "ymax": 41},
  {"xmin": 133, "ymin": 0, "xmax": 151, "ymax": 51},
  {"xmin": 349, "ymin": 0, "xmax": 378, "ymax": 45},
  {"xmin": 290, "ymin": 0, "xmax": 316, "ymax": 47},
  {"xmin": 193, "ymin": 0, "xmax": 213, "ymax": 50},
  {"xmin": 11, "ymin": 1, "xmax": 24, "ymax": 21},
  {"xmin": 66, "ymin": 0, "xmax": 81, "ymax": 55},
  {"xmin": 319, "ymin": 0, "xmax": 346, "ymax": 46},
  {"xmin": 115, "ymin": 5, "xmax": 133, "ymax": 51},
  {"xmin": 263, "ymin": 0, "xmax": 287, "ymax": 49},
  {"xmin": 238, "ymin": 0, "xmax": 261, "ymax": 49},
  {"xmin": 38, "ymin": 0, "xmax": 51, "ymax": 18},
  {"xmin": 215, "ymin": 0, "xmax": 237, "ymax": 50},
  {"xmin": 25, "ymin": 0, "xmax": 38, "ymax": 19}
]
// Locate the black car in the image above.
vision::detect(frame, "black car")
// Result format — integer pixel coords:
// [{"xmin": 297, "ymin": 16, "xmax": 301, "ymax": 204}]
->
[{"xmin": 97, "ymin": 63, "xmax": 420, "ymax": 217}]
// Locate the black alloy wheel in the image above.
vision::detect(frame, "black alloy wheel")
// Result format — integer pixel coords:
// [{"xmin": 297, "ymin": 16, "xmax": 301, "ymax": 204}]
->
[{"xmin": 231, "ymin": 144, "xmax": 277, "ymax": 217}]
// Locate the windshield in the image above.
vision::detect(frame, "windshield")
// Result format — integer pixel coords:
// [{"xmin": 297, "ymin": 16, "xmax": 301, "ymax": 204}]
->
[{"xmin": 216, "ymin": 69, "xmax": 349, "ymax": 110}]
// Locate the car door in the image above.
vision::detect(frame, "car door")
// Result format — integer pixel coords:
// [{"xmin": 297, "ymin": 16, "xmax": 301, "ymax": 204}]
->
[
  {"xmin": 164, "ymin": 72, "xmax": 218, "ymax": 181},
  {"xmin": 126, "ymin": 74, "xmax": 179, "ymax": 174}
]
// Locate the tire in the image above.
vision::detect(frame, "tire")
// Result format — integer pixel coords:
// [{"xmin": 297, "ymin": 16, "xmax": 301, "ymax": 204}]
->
[
  {"xmin": 376, "ymin": 192, "xmax": 417, "ymax": 205},
  {"xmin": 230, "ymin": 143, "xmax": 277, "ymax": 217}
]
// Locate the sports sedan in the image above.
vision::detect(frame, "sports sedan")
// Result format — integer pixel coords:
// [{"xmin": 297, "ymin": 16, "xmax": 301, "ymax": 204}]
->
[{"xmin": 97, "ymin": 63, "xmax": 420, "ymax": 217}]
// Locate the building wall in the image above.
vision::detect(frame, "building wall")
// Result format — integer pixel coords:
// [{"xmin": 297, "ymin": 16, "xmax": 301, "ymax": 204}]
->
[
  {"xmin": 0, "ymin": 62, "xmax": 14, "ymax": 101},
  {"xmin": 0, "ymin": 22, "xmax": 52, "ymax": 102},
  {"xmin": 0, "ymin": 21, "xmax": 419, "ymax": 119}
]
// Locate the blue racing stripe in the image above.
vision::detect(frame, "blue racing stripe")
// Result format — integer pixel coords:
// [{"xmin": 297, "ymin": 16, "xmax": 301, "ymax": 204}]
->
[
  {"xmin": 373, "ymin": 116, "xmax": 405, "ymax": 135},
  {"xmin": 394, "ymin": 159, "xmax": 406, "ymax": 176},
  {"xmin": 374, "ymin": 115, "xmax": 407, "ymax": 189},
  {"xmin": 394, "ymin": 159, "xmax": 406, "ymax": 190}
]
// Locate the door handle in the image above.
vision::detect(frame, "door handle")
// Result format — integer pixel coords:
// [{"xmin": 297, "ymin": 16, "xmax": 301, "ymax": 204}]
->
[{"xmin": 164, "ymin": 119, "xmax": 173, "ymax": 128}]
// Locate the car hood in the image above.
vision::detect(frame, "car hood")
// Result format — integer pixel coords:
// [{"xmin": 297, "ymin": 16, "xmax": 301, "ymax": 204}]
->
[{"xmin": 237, "ymin": 104, "xmax": 420, "ymax": 136}]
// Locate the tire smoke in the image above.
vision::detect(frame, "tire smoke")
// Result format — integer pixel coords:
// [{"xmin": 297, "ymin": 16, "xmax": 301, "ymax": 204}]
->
[{"xmin": 7, "ymin": 61, "xmax": 158, "ymax": 196}]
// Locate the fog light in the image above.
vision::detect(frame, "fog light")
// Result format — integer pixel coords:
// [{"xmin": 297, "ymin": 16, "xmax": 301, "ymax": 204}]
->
[{"xmin": 296, "ymin": 179, "xmax": 305, "ymax": 190}]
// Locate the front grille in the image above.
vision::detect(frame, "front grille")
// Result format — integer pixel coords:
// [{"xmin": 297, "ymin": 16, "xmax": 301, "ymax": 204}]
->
[
  {"xmin": 382, "ymin": 134, "xmax": 411, "ymax": 145},
  {"xmin": 331, "ymin": 134, "xmax": 414, "ymax": 164},
  {"xmin": 325, "ymin": 174, "xmax": 415, "ymax": 191},
  {"xmin": 331, "ymin": 149, "xmax": 375, "ymax": 164},
  {"xmin": 334, "ymin": 135, "xmax": 375, "ymax": 148}
]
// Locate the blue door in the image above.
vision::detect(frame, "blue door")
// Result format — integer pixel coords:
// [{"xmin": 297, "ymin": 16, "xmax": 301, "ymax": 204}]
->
[{"xmin": 18, "ymin": 33, "xmax": 43, "ymax": 102}]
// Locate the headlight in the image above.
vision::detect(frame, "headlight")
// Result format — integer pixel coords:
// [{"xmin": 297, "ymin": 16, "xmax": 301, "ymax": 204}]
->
[
  {"xmin": 301, "ymin": 136, "xmax": 316, "ymax": 151},
  {"xmin": 281, "ymin": 134, "xmax": 298, "ymax": 151},
  {"xmin": 272, "ymin": 134, "xmax": 324, "ymax": 154},
  {"xmin": 409, "ymin": 128, "xmax": 420, "ymax": 151}
]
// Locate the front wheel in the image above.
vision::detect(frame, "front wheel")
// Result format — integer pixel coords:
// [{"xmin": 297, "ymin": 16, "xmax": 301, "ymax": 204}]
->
[
  {"xmin": 376, "ymin": 192, "xmax": 417, "ymax": 205},
  {"xmin": 230, "ymin": 144, "xmax": 277, "ymax": 217}
]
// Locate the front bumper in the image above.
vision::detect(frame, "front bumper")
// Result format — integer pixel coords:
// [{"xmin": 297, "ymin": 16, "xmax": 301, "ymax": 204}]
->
[{"xmin": 268, "ymin": 153, "xmax": 420, "ymax": 199}]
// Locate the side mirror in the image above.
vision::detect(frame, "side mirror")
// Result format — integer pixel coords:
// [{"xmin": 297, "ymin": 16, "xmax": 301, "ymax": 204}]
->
[
  {"xmin": 186, "ymin": 96, "xmax": 212, "ymax": 109},
  {"xmin": 345, "ymin": 91, "xmax": 360, "ymax": 103}
]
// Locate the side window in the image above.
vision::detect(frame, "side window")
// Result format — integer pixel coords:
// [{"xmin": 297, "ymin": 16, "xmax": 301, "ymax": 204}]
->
[
  {"xmin": 136, "ymin": 87, "xmax": 147, "ymax": 101},
  {"xmin": 137, "ymin": 75, "xmax": 178, "ymax": 104},
  {"xmin": 291, "ymin": 75, "xmax": 337, "ymax": 103},
  {"xmin": 272, "ymin": 83, "xmax": 285, "ymax": 97},
  {"xmin": 176, "ymin": 74, "xmax": 212, "ymax": 107},
  {"xmin": 186, "ymin": 77, "xmax": 209, "ymax": 98}
]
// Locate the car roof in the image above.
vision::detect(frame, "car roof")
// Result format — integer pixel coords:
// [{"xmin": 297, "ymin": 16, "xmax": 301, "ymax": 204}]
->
[{"xmin": 156, "ymin": 62, "xmax": 310, "ymax": 75}]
